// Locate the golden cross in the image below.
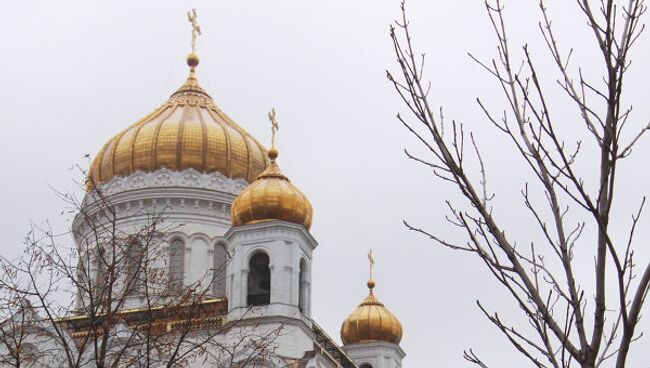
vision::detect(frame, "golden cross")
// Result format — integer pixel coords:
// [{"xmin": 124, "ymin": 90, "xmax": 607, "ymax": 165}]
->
[
  {"xmin": 187, "ymin": 9, "xmax": 201, "ymax": 53},
  {"xmin": 268, "ymin": 108, "xmax": 280, "ymax": 149},
  {"xmin": 368, "ymin": 249, "xmax": 375, "ymax": 281}
]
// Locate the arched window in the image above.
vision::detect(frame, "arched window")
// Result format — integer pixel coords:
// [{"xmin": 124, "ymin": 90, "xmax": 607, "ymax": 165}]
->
[
  {"xmin": 298, "ymin": 259, "xmax": 307, "ymax": 313},
  {"xmin": 95, "ymin": 247, "xmax": 107, "ymax": 289},
  {"xmin": 126, "ymin": 240, "xmax": 144, "ymax": 294},
  {"xmin": 360, "ymin": 363, "xmax": 373, "ymax": 368},
  {"xmin": 212, "ymin": 241, "xmax": 228, "ymax": 297},
  {"xmin": 247, "ymin": 252, "xmax": 271, "ymax": 306},
  {"xmin": 169, "ymin": 239, "xmax": 185, "ymax": 292}
]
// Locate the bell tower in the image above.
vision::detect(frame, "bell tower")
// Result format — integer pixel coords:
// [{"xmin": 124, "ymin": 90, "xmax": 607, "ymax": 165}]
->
[
  {"xmin": 224, "ymin": 220, "xmax": 317, "ymax": 321},
  {"xmin": 224, "ymin": 110, "xmax": 316, "ymax": 322}
]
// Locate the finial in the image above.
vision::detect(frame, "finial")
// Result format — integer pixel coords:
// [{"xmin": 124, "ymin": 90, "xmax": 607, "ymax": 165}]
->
[
  {"xmin": 268, "ymin": 108, "xmax": 280, "ymax": 160},
  {"xmin": 367, "ymin": 249, "xmax": 375, "ymax": 292},
  {"xmin": 187, "ymin": 9, "xmax": 201, "ymax": 53},
  {"xmin": 186, "ymin": 9, "xmax": 201, "ymax": 69}
]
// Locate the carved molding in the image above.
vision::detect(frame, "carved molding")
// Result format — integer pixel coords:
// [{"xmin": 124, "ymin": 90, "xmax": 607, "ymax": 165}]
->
[
  {"xmin": 226, "ymin": 221, "xmax": 318, "ymax": 253},
  {"xmin": 73, "ymin": 168, "xmax": 246, "ymax": 240},
  {"xmin": 99, "ymin": 168, "xmax": 249, "ymax": 196}
]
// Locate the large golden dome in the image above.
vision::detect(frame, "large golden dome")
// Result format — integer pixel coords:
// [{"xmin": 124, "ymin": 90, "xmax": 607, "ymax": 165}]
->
[
  {"xmin": 231, "ymin": 149, "xmax": 313, "ymax": 230},
  {"xmin": 87, "ymin": 54, "xmax": 268, "ymax": 190},
  {"xmin": 340, "ymin": 280, "xmax": 403, "ymax": 345}
]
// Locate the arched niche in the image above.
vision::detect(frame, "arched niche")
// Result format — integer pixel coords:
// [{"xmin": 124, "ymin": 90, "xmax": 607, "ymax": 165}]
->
[
  {"xmin": 168, "ymin": 238, "xmax": 186, "ymax": 292},
  {"xmin": 212, "ymin": 240, "xmax": 228, "ymax": 297}
]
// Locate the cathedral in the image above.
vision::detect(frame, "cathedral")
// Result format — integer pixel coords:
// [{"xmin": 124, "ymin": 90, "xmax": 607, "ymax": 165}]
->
[{"xmin": 0, "ymin": 12, "xmax": 405, "ymax": 368}]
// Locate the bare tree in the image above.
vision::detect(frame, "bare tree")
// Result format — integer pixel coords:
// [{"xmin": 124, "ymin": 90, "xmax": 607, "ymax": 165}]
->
[
  {"xmin": 387, "ymin": 1, "xmax": 650, "ymax": 367},
  {"xmin": 0, "ymin": 182, "xmax": 284, "ymax": 368}
]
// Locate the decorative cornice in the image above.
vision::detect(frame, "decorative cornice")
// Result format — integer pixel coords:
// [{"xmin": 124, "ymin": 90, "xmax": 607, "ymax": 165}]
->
[
  {"xmin": 59, "ymin": 298, "xmax": 227, "ymax": 344},
  {"xmin": 73, "ymin": 168, "xmax": 246, "ymax": 239},
  {"xmin": 97, "ymin": 168, "xmax": 249, "ymax": 197},
  {"xmin": 225, "ymin": 220, "xmax": 318, "ymax": 251}
]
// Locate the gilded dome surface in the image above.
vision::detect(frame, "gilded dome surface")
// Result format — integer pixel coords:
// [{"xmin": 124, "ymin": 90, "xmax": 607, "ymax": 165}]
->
[
  {"xmin": 231, "ymin": 149, "xmax": 313, "ymax": 230},
  {"xmin": 87, "ymin": 56, "xmax": 268, "ymax": 190},
  {"xmin": 340, "ymin": 281, "xmax": 403, "ymax": 345}
]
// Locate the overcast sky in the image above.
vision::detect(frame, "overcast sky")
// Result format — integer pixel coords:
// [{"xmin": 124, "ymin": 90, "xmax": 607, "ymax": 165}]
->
[{"xmin": 1, "ymin": 1, "xmax": 649, "ymax": 366}]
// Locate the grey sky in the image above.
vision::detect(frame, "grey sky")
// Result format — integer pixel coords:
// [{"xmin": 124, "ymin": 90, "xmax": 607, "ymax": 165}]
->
[{"xmin": 1, "ymin": 1, "xmax": 649, "ymax": 366}]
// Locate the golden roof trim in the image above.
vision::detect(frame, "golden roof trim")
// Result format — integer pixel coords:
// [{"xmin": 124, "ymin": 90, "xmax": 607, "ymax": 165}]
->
[{"xmin": 55, "ymin": 297, "xmax": 227, "ymax": 323}]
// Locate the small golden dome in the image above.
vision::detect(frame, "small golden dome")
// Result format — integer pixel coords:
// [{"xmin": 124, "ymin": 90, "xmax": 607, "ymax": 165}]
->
[
  {"xmin": 340, "ymin": 280, "xmax": 403, "ymax": 345},
  {"xmin": 231, "ymin": 150, "xmax": 313, "ymax": 230},
  {"xmin": 87, "ymin": 57, "xmax": 268, "ymax": 190}
]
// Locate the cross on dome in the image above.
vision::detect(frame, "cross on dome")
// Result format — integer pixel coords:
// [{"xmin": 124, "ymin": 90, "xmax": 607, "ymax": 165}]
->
[
  {"xmin": 268, "ymin": 108, "xmax": 280, "ymax": 151},
  {"xmin": 86, "ymin": 8, "xmax": 270, "ymax": 190},
  {"xmin": 340, "ymin": 251, "xmax": 403, "ymax": 345},
  {"xmin": 187, "ymin": 8, "xmax": 201, "ymax": 53},
  {"xmin": 231, "ymin": 108, "xmax": 313, "ymax": 230},
  {"xmin": 367, "ymin": 249, "xmax": 376, "ymax": 292}
]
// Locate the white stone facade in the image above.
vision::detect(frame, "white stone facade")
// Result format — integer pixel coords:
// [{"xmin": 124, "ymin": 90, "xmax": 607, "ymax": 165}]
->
[
  {"xmin": 63, "ymin": 169, "xmax": 353, "ymax": 367},
  {"xmin": 1, "ymin": 168, "xmax": 404, "ymax": 367},
  {"xmin": 225, "ymin": 220, "xmax": 317, "ymax": 322},
  {"xmin": 71, "ymin": 169, "xmax": 243, "ymax": 309},
  {"xmin": 342, "ymin": 342, "xmax": 405, "ymax": 368}
]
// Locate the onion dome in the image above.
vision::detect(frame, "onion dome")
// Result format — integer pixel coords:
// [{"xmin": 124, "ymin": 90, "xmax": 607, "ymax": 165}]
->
[
  {"xmin": 340, "ymin": 279, "xmax": 403, "ymax": 345},
  {"xmin": 231, "ymin": 148, "xmax": 313, "ymax": 230},
  {"xmin": 87, "ymin": 53, "xmax": 268, "ymax": 190}
]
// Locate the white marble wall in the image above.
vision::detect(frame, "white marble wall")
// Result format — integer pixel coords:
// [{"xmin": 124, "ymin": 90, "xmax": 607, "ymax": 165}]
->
[
  {"xmin": 342, "ymin": 342, "xmax": 406, "ymax": 368},
  {"xmin": 71, "ymin": 169, "xmax": 244, "ymax": 308},
  {"xmin": 59, "ymin": 169, "xmax": 340, "ymax": 367}
]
